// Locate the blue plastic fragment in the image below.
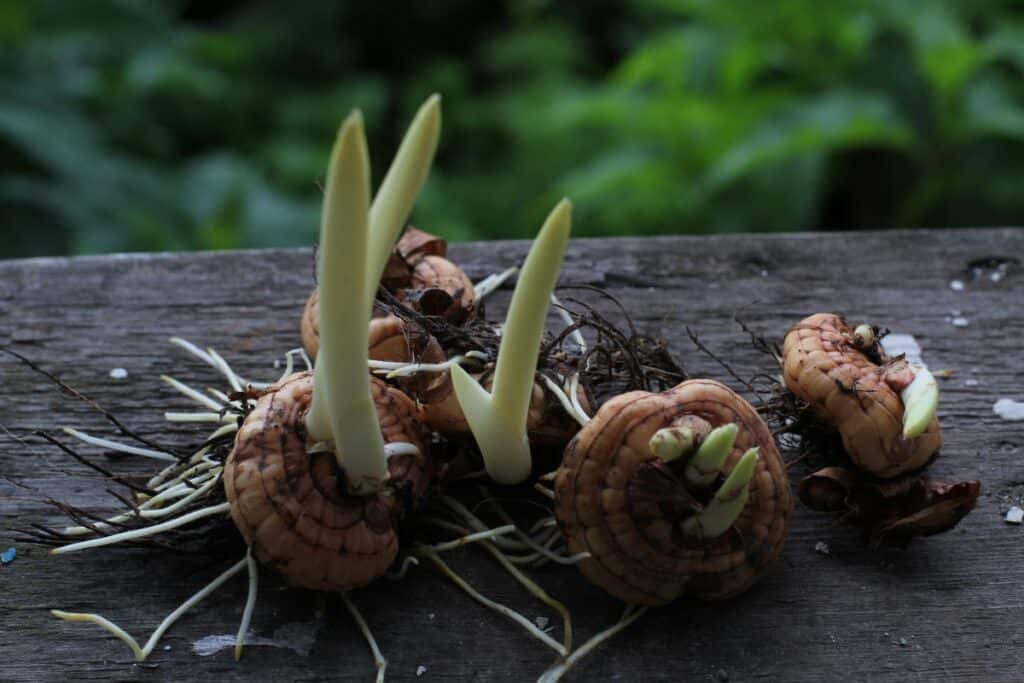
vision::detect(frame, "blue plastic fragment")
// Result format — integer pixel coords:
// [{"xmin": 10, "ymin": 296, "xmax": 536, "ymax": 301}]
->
[{"xmin": 0, "ymin": 547, "xmax": 16, "ymax": 564}]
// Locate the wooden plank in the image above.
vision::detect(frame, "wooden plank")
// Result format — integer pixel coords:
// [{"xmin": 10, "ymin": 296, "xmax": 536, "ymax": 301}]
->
[{"xmin": 0, "ymin": 228, "xmax": 1021, "ymax": 682}]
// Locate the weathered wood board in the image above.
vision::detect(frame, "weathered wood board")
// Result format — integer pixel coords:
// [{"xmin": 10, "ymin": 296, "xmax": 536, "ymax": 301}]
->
[{"xmin": 1, "ymin": 228, "xmax": 1021, "ymax": 682}]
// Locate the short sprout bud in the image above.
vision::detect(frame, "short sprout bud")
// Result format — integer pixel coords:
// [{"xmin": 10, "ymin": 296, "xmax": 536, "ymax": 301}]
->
[
  {"xmin": 684, "ymin": 423, "xmax": 738, "ymax": 488},
  {"xmin": 682, "ymin": 447, "xmax": 759, "ymax": 539},
  {"xmin": 649, "ymin": 427, "xmax": 697, "ymax": 463},
  {"xmin": 852, "ymin": 324, "xmax": 875, "ymax": 350}
]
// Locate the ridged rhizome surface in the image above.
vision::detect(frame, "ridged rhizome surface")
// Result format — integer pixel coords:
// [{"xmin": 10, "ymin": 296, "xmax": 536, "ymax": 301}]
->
[
  {"xmin": 782, "ymin": 313, "xmax": 941, "ymax": 478},
  {"xmin": 554, "ymin": 379, "xmax": 792, "ymax": 605},
  {"xmin": 224, "ymin": 371, "xmax": 429, "ymax": 592}
]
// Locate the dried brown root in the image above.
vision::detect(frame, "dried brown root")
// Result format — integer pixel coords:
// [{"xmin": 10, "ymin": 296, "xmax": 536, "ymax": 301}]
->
[
  {"xmin": 19, "ymin": 339, "xmax": 277, "ymax": 554},
  {"xmin": 365, "ymin": 284, "xmax": 684, "ymax": 462}
]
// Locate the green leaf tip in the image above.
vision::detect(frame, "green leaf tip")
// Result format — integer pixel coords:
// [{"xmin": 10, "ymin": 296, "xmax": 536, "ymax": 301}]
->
[
  {"xmin": 683, "ymin": 446, "xmax": 759, "ymax": 539},
  {"xmin": 684, "ymin": 423, "xmax": 738, "ymax": 487},
  {"xmin": 902, "ymin": 366, "xmax": 938, "ymax": 439},
  {"xmin": 451, "ymin": 199, "xmax": 572, "ymax": 485}
]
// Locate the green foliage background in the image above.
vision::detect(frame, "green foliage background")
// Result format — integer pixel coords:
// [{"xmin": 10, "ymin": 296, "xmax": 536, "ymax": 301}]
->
[{"xmin": 3, "ymin": 0, "xmax": 1024, "ymax": 258}]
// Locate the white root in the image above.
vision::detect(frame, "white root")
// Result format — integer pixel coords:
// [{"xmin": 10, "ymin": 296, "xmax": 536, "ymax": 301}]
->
[
  {"xmin": 550, "ymin": 294, "xmax": 586, "ymax": 351},
  {"xmin": 474, "ymin": 266, "xmax": 519, "ymax": 300},
  {"xmin": 168, "ymin": 336, "xmax": 218, "ymax": 367},
  {"xmin": 147, "ymin": 422, "xmax": 236, "ymax": 490},
  {"xmin": 161, "ymin": 375, "xmax": 225, "ymax": 412},
  {"xmin": 270, "ymin": 347, "xmax": 313, "ymax": 386},
  {"xmin": 170, "ymin": 336, "xmax": 306, "ymax": 391},
  {"xmin": 340, "ymin": 592, "xmax": 387, "ymax": 683},
  {"xmin": 206, "ymin": 387, "xmax": 237, "ymax": 407},
  {"xmin": 383, "ymin": 556, "xmax": 420, "ymax": 580},
  {"xmin": 168, "ymin": 337, "xmax": 248, "ymax": 392},
  {"xmin": 421, "ymin": 548, "xmax": 568, "ymax": 657},
  {"xmin": 61, "ymin": 427, "xmax": 178, "ymax": 462},
  {"xmin": 205, "ymin": 347, "xmax": 244, "ymax": 393},
  {"xmin": 424, "ymin": 525, "xmax": 518, "ymax": 553},
  {"xmin": 540, "ymin": 375, "xmax": 590, "ymax": 428},
  {"xmin": 528, "ymin": 515, "xmax": 557, "ymax": 533},
  {"xmin": 536, "ymin": 605, "xmax": 649, "ymax": 683},
  {"xmin": 434, "ymin": 496, "xmax": 533, "ymax": 551},
  {"xmin": 367, "ymin": 350, "xmax": 488, "ymax": 378},
  {"xmin": 51, "ymin": 501, "xmax": 231, "ymax": 555},
  {"xmin": 476, "ymin": 540, "xmax": 573, "ymax": 653},
  {"xmin": 424, "ymin": 517, "xmax": 579, "ymax": 567},
  {"xmin": 477, "ymin": 488, "xmax": 589, "ymax": 566},
  {"xmin": 163, "ymin": 411, "xmax": 234, "ymax": 424},
  {"xmin": 150, "ymin": 456, "xmax": 220, "ymax": 492},
  {"xmin": 382, "ymin": 356, "xmax": 467, "ymax": 377},
  {"xmin": 383, "ymin": 442, "xmax": 422, "ymax": 460},
  {"xmin": 435, "ymin": 495, "xmax": 569, "ymax": 557},
  {"xmin": 534, "ymin": 483, "xmax": 555, "ymax": 500},
  {"xmin": 61, "ymin": 470, "xmax": 222, "ymax": 536},
  {"xmin": 423, "ymin": 518, "xmax": 539, "ymax": 557},
  {"xmin": 52, "ymin": 556, "xmax": 248, "ymax": 661},
  {"xmin": 416, "ymin": 516, "xmax": 576, "ymax": 653},
  {"xmin": 235, "ymin": 548, "xmax": 259, "ymax": 661},
  {"xmin": 504, "ymin": 529, "xmax": 580, "ymax": 567},
  {"xmin": 567, "ymin": 372, "xmax": 588, "ymax": 427}
]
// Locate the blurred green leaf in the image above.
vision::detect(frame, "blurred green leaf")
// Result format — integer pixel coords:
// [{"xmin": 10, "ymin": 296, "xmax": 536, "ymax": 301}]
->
[
  {"xmin": 2, "ymin": 0, "xmax": 1023, "ymax": 258},
  {"xmin": 703, "ymin": 91, "xmax": 911, "ymax": 191}
]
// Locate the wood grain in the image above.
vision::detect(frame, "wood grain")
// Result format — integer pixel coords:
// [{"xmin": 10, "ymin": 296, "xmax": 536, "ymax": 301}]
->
[{"xmin": 1, "ymin": 228, "xmax": 1021, "ymax": 682}]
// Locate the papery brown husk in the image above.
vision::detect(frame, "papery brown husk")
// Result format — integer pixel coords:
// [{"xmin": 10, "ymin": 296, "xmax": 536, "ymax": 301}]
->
[
  {"xmin": 800, "ymin": 466, "xmax": 980, "ymax": 549},
  {"xmin": 393, "ymin": 227, "xmax": 476, "ymax": 324},
  {"xmin": 302, "ymin": 227, "xmax": 476, "ymax": 359}
]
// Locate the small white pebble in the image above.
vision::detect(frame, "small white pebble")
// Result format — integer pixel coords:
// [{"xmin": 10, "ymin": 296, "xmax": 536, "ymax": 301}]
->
[
  {"xmin": 416, "ymin": 665, "xmax": 428, "ymax": 677},
  {"xmin": 994, "ymin": 399, "xmax": 1024, "ymax": 421},
  {"xmin": 428, "ymin": 613, "xmax": 435, "ymax": 621},
  {"xmin": 880, "ymin": 334, "xmax": 926, "ymax": 369},
  {"xmin": 1006, "ymin": 507, "xmax": 1023, "ymax": 524},
  {"xmin": 949, "ymin": 279, "xmax": 965, "ymax": 291},
  {"xmin": 964, "ymin": 379, "xmax": 979, "ymax": 387},
  {"xmin": 164, "ymin": 645, "xmax": 172, "ymax": 651},
  {"xmin": 534, "ymin": 616, "xmax": 549, "ymax": 630},
  {"xmin": 951, "ymin": 316, "xmax": 969, "ymax": 328},
  {"xmin": 899, "ymin": 637, "xmax": 908, "ymax": 647},
  {"xmin": 109, "ymin": 367, "xmax": 128, "ymax": 379},
  {"xmin": 814, "ymin": 541, "xmax": 831, "ymax": 556},
  {"xmin": 273, "ymin": 359, "xmax": 281, "ymax": 369}
]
